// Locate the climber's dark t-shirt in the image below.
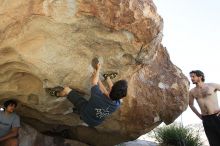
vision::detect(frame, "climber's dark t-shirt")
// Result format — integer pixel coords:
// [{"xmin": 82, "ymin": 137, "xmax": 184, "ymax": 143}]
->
[{"xmin": 80, "ymin": 85, "xmax": 120, "ymax": 126}]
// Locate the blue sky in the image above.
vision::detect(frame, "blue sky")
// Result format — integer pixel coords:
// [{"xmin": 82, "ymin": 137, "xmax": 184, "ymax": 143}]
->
[{"xmin": 153, "ymin": 0, "xmax": 220, "ymax": 125}]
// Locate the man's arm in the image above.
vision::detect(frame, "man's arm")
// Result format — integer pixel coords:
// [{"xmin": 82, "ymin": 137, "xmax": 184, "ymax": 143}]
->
[
  {"xmin": 98, "ymin": 80, "xmax": 109, "ymax": 97},
  {"xmin": 91, "ymin": 63, "xmax": 101, "ymax": 86},
  {"xmin": 0, "ymin": 128, "xmax": 19, "ymax": 142},
  {"xmin": 106, "ymin": 77, "xmax": 113, "ymax": 91},
  {"xmin": 189, "ymin": 91, "xmax": 202, "ymax": 119},
  {"xmin": 211, "ymin": 83, "xmax": 220, "ymax": 91},
  {"xmin": 91, "ymin": 63, "xmax": 111, "ymax": 97}
]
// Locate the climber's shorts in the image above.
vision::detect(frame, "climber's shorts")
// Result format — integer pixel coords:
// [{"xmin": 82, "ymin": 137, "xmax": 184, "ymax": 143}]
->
[{"xmin": 67, "ymin": 90, "xmax": 88, "ymax": 114}]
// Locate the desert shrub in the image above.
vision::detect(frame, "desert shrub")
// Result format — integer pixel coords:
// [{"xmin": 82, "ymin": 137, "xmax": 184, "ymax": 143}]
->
[{"xmin": 154, "ymin": 124, "xmax": 202, "ymax": 146}]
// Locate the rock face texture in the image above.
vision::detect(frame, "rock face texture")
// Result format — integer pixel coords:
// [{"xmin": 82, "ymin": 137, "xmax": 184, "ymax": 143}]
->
[
  {"xmin": 19, "ymin": 123, "xmax": 88, "ymax": 146},
  {"xmin": 0, "ymin": 0, "xmax": 189, "ymax": 145}
]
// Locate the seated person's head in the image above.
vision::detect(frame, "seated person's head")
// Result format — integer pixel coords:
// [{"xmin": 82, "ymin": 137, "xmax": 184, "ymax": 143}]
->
[
  {"xmin": 3, "ymin": 99, "xmax": 17, "ymax": 113},
  {"xmin": 109, "ymin": 80, "xmax": 127, "ymax": 100}
]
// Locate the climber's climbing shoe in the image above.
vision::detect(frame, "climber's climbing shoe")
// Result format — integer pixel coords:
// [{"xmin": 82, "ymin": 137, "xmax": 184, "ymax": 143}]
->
[
  {"xmin": 46, "ymin": 86, "xmax": 64, "ymax": 97},
  {"xmin": 103, "ymin": 72, "xmax": 118, "ymax": 80}
]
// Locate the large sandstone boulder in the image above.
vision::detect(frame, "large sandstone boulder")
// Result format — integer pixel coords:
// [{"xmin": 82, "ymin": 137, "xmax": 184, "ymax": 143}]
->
[
  {"xmin": 0, "ymin": 0, "xmax": 189, "ymax": 145},
  {"xmin": 19, "ymin": 123, "xmax": 88, "ymax": 146}
]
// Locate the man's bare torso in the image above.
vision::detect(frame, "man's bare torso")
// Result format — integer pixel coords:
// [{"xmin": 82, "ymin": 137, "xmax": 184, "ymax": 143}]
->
[{"xmin": 190, "ymin": 83, "xmax": 220, "ymax": 115}]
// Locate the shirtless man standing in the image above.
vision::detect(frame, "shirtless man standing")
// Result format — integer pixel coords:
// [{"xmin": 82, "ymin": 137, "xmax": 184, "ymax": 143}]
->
[{"xmin": 189, "ymin": 70, "xmax": 220, "ymax": 146}]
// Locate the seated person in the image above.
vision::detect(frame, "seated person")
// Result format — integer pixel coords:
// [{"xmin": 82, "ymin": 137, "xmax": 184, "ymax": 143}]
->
[{"xmin": 0, "ymin": 99, "xmax": 20, "ymax": 146}]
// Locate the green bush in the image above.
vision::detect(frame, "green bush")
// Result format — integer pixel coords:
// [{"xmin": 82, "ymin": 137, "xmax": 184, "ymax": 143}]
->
[{"xmin": 154, "ymin": 124, "xmax": 202, "ymax": 146}]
